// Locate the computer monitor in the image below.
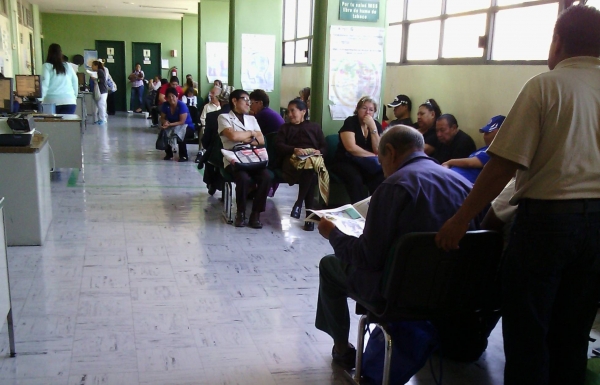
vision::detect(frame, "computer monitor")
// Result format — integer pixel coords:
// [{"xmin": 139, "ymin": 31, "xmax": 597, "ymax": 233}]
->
[
  {"xmin": 0, "ymin": 78, "xmax": 14, "ymax": 114},
  {"xmin": 15, "ymin": 75, "xmax": 42, "ymax": 98},
  {"xmin": 77, "ymin": 72, "xmax": 85, "ymax": 87}
]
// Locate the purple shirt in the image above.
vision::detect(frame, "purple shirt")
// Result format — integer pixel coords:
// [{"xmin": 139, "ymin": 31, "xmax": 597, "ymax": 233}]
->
[{"xmin": 255, "ymin": 107, "xmax": 284, "ymax": 135}]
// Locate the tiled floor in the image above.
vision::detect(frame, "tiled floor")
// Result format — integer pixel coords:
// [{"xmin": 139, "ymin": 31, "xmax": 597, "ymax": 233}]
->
[{"xmin": 0, "ymin": 114, "xmax": 507, "ymax": 384}]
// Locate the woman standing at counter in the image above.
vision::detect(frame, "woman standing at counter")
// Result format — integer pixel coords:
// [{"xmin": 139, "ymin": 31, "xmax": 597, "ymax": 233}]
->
[{"xmin": 41, "ymin": 43, "xmax": 78, "ymax": 114}]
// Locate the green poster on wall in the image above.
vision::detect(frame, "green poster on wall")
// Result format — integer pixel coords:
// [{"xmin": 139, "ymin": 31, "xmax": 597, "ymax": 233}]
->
[{"xmin": 339, "ymin": 0, "xmax": 380, "ymax": 22}]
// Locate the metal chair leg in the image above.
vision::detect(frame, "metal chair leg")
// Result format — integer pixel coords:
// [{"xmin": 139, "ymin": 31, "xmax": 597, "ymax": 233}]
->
[
  {"xmin": 381, "ymin": 325, "xmax": 393, "ymax": 385},
  {"xmin": 354, "ymin": 314, "xmax": 368, "ymax": 381}
]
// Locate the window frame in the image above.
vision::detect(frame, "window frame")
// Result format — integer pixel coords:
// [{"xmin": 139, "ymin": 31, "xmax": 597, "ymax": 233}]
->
[
  {"xmin": 386, "ymin": 0, "xmax": 578, "ymax": 66},
  {"xmin": 282, "ymin": 0, "xmax": 315, "ymax": 66}
]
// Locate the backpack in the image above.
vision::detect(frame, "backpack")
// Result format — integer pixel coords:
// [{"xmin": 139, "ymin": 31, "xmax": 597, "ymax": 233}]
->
[
  {"xmin": 106, "ymin": 75, "xmax": 117, "ymax": 93},
  {"xmin": 362, "ymin": 321, "xmax": 438, "ymax": 385}
]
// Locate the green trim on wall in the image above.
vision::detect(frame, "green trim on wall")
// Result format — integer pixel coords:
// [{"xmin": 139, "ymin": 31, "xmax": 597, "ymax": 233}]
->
[
  {"xmin": 311, "ymin": 0, "xmax": 388, "ymax": 136},
  {"xmin": 199, "ymin": 0, "xmax": 230, "ymax": 98},
  {"xmin": 229, "ymin": 0, "xmax": 282, "ymax": 109}
]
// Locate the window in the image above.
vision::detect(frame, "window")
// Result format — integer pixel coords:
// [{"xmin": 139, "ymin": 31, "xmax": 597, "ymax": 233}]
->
[
  {"xmin": 386, "ymin": 0, "xmax": 573, "ymax": 64},
  {"xmin": 586, "ymin": 0, "xmax": 600, "ymax": 8},
  {"xmin": 282, "ymin": 0, "xmax": 314, "ymax": 65}
]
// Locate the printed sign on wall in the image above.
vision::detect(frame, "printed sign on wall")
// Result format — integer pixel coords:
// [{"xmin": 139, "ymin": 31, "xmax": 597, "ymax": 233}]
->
[{"xmin": 339, "ymin": 0, "xmax": 380, "ymax": 22}]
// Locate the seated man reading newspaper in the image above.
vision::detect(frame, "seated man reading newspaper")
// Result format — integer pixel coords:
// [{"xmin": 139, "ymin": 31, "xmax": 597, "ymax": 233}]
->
[{"xmin": 315, "ymin": 124, "xmax": 477, "ymax": 369}]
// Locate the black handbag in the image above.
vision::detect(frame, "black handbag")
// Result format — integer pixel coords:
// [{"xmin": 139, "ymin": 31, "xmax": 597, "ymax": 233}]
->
[
  {"xmin": 7, "ymin": 114, "xmax": 35, "ymax": 132},
  {"xmin": 155, "ymin": 129, "xmax": 168, "ymax": 150}
]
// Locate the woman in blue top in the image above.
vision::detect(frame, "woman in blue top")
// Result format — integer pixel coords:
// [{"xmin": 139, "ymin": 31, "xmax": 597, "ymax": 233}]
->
[
  {"xmin": 41, "ymin": 43, "xmax": 78, "ymax": 114},
  {"xmin": 160, "ymin": 87, "xmax": 194, "ymax": 162}
]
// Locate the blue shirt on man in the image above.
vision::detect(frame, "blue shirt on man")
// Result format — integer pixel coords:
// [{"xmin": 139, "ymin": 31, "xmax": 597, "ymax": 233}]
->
[
  {"xmin": 328, "ymin": 151, "xmax": 476, "ymax": 302},
  {"xmin": 450, "ymin": 146, "xmax": 491, "ymax": 184}
]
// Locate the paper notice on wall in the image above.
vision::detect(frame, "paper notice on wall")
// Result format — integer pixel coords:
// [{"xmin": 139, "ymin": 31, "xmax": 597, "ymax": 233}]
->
[
  {"xmin": 206, "ymin": 42, "xmax": 228, "ymax": 84},
  {"xmin": 106, "ymin": 55, "xmax": 114, "ymax": 63},
  {"xmin": 83, "ymin": 50, "xmax": 98, "ymax": 70},
  {"xmin": 161, "ymin": 59, "xmax": 169, "ymax": 69},
  {"xmin": 241, "ymin": 34, "xmax": 275, "ymax": 92},
  {"xmin": 143, "ymin": 58, "xmax": 151, "ymax": 65},
  {"xmin": 328, "ymin": 25, "xmax": 385, "ymax": 120}
]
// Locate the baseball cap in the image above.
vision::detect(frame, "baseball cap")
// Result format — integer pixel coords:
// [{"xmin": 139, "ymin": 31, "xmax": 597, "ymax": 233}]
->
[
  {"xmin": 479, "ymin": 115, "xmax": 506, "ymax": 133},
  {"xmin": 387, "ymin": 94, "xmax": 412, "ymax": 110}
]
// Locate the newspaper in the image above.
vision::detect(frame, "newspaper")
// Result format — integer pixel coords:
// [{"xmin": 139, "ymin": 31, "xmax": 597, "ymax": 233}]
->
[{"xmin": 306, "ymin": 197, "xmax": 371, "ymax": 237}]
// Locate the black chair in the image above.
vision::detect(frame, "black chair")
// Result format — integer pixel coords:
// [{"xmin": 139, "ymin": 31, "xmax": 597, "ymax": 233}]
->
[{"xmin": 350, "ymin": 231, "xmax": 504, "ymax": 385}]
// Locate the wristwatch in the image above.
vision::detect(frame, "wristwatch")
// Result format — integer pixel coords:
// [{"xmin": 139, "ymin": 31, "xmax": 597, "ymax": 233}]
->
[{"xmin": 371, "ymin": 130, "xmax": 378, "ymax": 134}]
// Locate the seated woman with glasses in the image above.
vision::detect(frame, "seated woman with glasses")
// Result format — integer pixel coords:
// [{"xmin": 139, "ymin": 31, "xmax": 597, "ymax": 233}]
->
[
  {"xmin": 329, "ymin": 96, "xmax": 384, "ymax": 204},
  {"xmin": 415, "ymin": 98, "xmax": 442, "ymax": 156},
  {"xmin": 218, "ymin": 89, "xmax": 273, "ymax": 229}
]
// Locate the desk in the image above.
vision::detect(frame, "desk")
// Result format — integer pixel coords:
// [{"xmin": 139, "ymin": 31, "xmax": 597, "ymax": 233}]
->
[
  {"xmin": 0, "ymin": 198, "xmax": 15, "ymax": 357},
  {"xmin": 33, "ymin": 114, "xmax": 83, "ymax": 170},
  {"xmin": 0, "ymin": 134, "xmax": 52, "ymax": 246}
]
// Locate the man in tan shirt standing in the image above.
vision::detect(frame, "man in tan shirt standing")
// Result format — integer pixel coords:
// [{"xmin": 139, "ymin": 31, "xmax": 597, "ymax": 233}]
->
[{"xmin": 436, "ymin": 5, "xmax": 600, "ymax": 385}]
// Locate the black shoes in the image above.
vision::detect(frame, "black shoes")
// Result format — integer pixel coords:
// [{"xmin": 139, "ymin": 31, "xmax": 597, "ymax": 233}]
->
[
  {"xmin": 163, "ymin": 155, "xmax": 173, "ymax": 160},
  {"xmin": 290, "ymin": 204, "xmax": 302, "ymax": 219},
  {"xmin": 303, "ymin": 221, "xmax": 314, "ymax": 231},
  {"xmin": 331, "ymin": 345, "xmax": 357, "ymax": 370},
  {"xmin": 234, "ymin": 212, "xmax": 246, "ymax": 227},
  {"xmin": 249, "ymin": 212, "xmax": 263, "ymax": 229},
  {"xmin": 207, "ymin": 184, "xmax": 217, "ymax": 196},
  {"xmin": 178, "ymin": 157, "xmax": 188, "ymax": 162}
]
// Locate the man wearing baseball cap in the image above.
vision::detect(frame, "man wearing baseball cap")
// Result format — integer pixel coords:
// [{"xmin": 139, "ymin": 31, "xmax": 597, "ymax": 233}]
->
[
  {"xmin": 442, "ymin": 115, "xmax": 505, "ymax": 184},
  {"xmin": 387, "ymin": 94, "xmax": 413, "ymax": 126}
]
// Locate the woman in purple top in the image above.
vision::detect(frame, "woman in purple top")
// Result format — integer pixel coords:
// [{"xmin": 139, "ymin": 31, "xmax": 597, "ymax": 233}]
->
[
  {"xmin": 249, "ymin": 89, "xmax": 284, "ymax": 135},
  {"xmin": 160, "ymin": 87, "xmax": 194, "ymax": 162}
]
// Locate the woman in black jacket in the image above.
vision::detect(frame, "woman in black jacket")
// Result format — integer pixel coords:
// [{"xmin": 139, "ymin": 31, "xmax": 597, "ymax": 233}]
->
[{"xmin": 275, "ymin": 98, "xmax": 327, "ymax": 231}]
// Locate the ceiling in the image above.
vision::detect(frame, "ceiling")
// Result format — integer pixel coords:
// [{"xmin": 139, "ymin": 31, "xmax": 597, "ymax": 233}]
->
[{"xmin": 34, "ymin": 0, "xmax": 200, "ymax": 20}]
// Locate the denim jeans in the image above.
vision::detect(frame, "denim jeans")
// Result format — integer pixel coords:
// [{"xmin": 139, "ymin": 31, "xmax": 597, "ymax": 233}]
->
[
  {"xmin": 130, "ymin": 85, "xmax": 144, "ymax": 111},
  {"xmin": 502, "ymin": 203, "xmax": 600, "ymax": 385},
  {"xmin": 56, "ymin": 104, "xmax": 76, "ymax": 114}
]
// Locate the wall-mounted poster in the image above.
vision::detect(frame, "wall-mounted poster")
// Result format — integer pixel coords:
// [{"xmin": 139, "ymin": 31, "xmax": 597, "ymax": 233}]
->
[
  {"xmin": 328, "ymin": 25, "xmax": 385, "ymax": 120},
  {"xmin": 83, "ymin": 49, "xmax": 98, "ymax": 70},
  {"xmin": 241, "ymin": 34, "xmax": 275, "ymax": 92},
  {"xmin": 206, "ymin": 42, "xmax": 228, "ymax": 84}
]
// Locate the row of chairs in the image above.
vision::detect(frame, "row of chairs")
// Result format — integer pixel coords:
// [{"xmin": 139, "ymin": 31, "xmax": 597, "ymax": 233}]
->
[{"xmin": 199, "ymin": 130, "xmax": 505, "ymax": 384}]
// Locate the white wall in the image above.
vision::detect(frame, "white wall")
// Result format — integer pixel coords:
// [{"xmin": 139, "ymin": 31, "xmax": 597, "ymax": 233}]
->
[
  {"xmin": 280, "ymin": 65, "xmax": 311, "ymax": 108},
  {"xmin": 280, "ymin": 63, "xmax": 548, "ymax": 147}
]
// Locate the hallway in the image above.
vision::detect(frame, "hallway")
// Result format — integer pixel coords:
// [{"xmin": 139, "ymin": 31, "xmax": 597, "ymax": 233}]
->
[{"xmin": 0, "ymin": 114, "xmax": 504, "ymax": 384}]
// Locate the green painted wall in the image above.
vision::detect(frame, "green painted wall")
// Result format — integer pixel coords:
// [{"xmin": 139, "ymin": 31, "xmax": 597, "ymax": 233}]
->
[
  {"xmin": 312, "ymin": 0, "xmax": 388, "ymax": 136},
  {"xmin": 40, "ymin": 13, "xmax": 183, "ymax": 106},
  {"xmin": 229, "ymin": 0, "xmax": 282, "ymax": 109},
  {"xmin": 182, "ymin": 14, "xmax": 198, "ymax": 85},
  {"xmin": 199, "ymin": 0, "xmax": 230, "ymax": 98}
]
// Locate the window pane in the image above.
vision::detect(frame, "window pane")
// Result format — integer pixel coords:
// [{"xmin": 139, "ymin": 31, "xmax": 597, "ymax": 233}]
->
[
  {"xmin": 587, "ymin": 0, "xmax": 600, "ymax": 9},
  {"xmin": 284, "ymin": 0, "xmax": 296, "ymax": 40},
  {"xmin": 284, "ymin": 41, "xmax": 295, "ymax": 64},
  {"xmin": 297, "ymin": 0, "xmax": 311, "ymax": 38},
  {"xmin": 442, "ymin": 14, "xmax": 486, "ymax": 58},
  {"xmin": 492, "ymin": 3, "xmax": 558, "ymax": 60},
  {"xmin": 496, "ymin": 0, "xmax": 544, "ymax": 5},
  {"xmin": 407, "ymin": 0, "xmax": 442, "ymax": 20},
  {"xmin": 295, "ymin": 39, "xmax": 309, "ymax": 63},
  {"xmin": 407, "ymin": 20, "xmax": 441, "ymax": 60},
  {"xmin": 446, "ymin": 0, "xmax": 490, "ymax": 14},
  {"xmin": 386, "ymin": 24, "xmax": 403, "ymax": 62},
  {"xmin": 387, "ymin": 0, "xmax": 405, "ymax": 23}
]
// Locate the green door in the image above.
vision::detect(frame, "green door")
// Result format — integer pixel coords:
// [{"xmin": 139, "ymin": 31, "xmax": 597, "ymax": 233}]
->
[
  {"xmin": 132, "ymin": 42, "xmax": 161, "ymax": 87},
  {"xmin": 96, "ymin": 40, "xmax": 126, "ymax": 111}
]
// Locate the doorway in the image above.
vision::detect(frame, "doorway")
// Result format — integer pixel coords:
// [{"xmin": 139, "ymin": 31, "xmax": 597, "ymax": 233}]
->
[
  {"xmin": 131, "ymin": 42, "xmax": 161, "ymax": 86},
  {"xmin": 95, "ymin": 40, "xmax": 126, "ymax": 111}
]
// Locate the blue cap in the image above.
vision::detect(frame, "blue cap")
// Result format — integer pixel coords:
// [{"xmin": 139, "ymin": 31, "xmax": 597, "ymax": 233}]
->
[{"xmin": 479, "ymin": 115, "xmax": 506, "ymax": 133}]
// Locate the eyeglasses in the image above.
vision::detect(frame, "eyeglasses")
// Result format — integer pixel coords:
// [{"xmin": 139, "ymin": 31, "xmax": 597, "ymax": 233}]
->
[{"xmin": 239, "ymin": 97, "xmax": 250, "ymax": 103}]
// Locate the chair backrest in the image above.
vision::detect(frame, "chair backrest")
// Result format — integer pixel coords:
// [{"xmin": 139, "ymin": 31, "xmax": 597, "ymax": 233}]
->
[
  {"xmin": 381, "ymin": 231, "xmax": 503, "ymax": 320},
  {"xmin": 265, "ymin": 132, "xmax": 279, "ymax": 168},
  {"xmin": 325, "ymin": 134, "xmax": 339, "ymax": 166},
  {"xmin": 206, "ymin": 130, "xmax": 224, "ymax": 168},
  {"xmin": 188, "ymin": 105, "xmax": 200, "ymax": 125}
]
